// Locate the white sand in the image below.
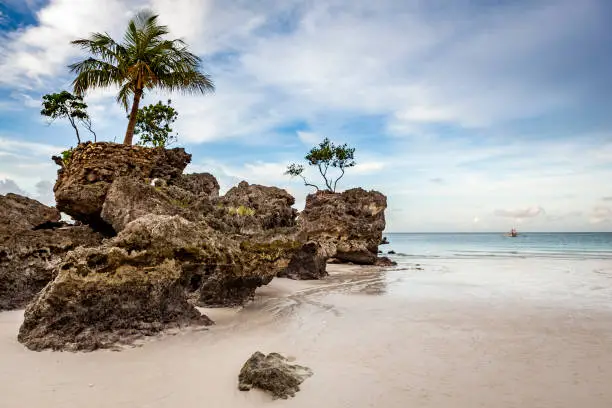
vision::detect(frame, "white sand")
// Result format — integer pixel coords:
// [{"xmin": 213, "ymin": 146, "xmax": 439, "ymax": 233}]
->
[{"xmin": 1, "ymin": 261, "xmax": 612, "ymax": 407}]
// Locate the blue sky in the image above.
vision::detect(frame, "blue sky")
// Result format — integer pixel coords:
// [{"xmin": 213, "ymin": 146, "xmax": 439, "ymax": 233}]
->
[{"xmin": 1, "ymin": 0, "xmax": 611, "ymax": 232}]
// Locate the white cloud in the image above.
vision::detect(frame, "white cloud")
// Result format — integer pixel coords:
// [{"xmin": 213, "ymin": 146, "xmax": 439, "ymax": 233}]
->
[
  {"xmin": 0, "ymin": 137, "xmax": 61, "ymax": 203},
  {"xmin": 494, "ymin": 206, "xmax": 545, "ymax": 219},
  {"xmin": 547, "ymin": 211, "xmax": 583, "ymax": 222},
  {"xmin": 0, "ymin": 0, "xmax": 143, "ymax": 88},
  {"xmin": 352, "ymin": 161, "xmax": 385, "ymax": 175},
  {"xmin": 590, "ymin": 206, "xmax": 612, "ymax": 225},
  {"xmin": 0, "ymin": 179, "xmax": 27, "ymax": 195},
  {"xmin": 34, "ymin": 180, "xmax": 54, "ymax": 204},
  {"xmin": 0, "ymin": 0, "xmax": 610, "ymax": 231},
  {"xmin": 296, "ymin": 131, "xmax": 320, "ymax": 145},
  {"xmin": 1, "ymin": 0, "xmax": 604, "ymax": 143},
  {"xmin": 0, "ymin": 178, "xmax": 55, "ymax": 205},
  {"xmin": 0, "ymin": 137, "xmax": 64, "ymax": 156}
]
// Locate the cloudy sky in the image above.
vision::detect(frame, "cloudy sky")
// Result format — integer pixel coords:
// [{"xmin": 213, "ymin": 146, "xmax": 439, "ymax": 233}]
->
[{"xmin": 0, "ymin": 0, "xmax": 611, "ymax": 232}]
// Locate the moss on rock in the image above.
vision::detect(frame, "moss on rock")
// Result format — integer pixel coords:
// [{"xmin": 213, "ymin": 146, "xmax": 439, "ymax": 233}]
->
[{"xmin": 238, "ymin": 351, "xmax": 313, "ymax": 399}]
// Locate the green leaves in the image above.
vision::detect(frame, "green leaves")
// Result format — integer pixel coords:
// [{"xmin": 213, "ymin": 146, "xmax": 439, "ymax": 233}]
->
[
  {"xmin": 60, "ymin": 148, "xmax": 74, "ymax": 164},
  {"xmin": 284, "ymin": 163, "xmax": 305, "ymax": 177},
  {"xmin": 68, "ymin": 10, "xmax": 214, "ymax": 144},
  {"xmin": 305, "ymin": 138, "xmax": 356, "ymax": 170},
  {"xmin": 134, "ymin": 99, "xmax": 178, "ymax": 147},
  {"xmin": 41, "ymin": 91, "xmax": 96, "ymax": 144},
  {"xmin": 41, "ymin": 91, "xmax": 87, "ymax": 119},
  {"xmin": 285, "ymin": 137, "xmax": 357, "ymax": 192}
]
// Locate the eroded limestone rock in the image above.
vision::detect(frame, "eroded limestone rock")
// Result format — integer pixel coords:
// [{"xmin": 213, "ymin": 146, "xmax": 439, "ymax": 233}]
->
[
  {"xmin": 207, "ymin": 181, "xmax": 298, "ymax": 235},
  {"xmin": 374, "ymin": 256, "xmax": 397, "ymax": 267},
  {"xmin": 0, "ymin": 193, "xmax": 103, "ymax": 311},
  {"xmin": 53, "ymin": 142, "xmax": 191, "ymax": 230},
  {"xmin": 0, "ymin": 226, "xmax": 103, "ymax": 310},
  {"xmin": 100, "ymin": 177, "xmax": 203, "ymax": 233},
  {"xmin": 18, "ymin": 247, "xmax": 212, "ymax": 351},
  {"xmin": 238, "ymin": 352, "xmax": 313, "ymax": 399},
  {"xmin": 278, "ymin": 241, "xmax": 333, "ymax": 280},
  {"xmin": 18, "ymin": 213, "xmax": 301, "ymax": 350},
  {"xmin": 0, "ymin": 193, "xmax": 61, "ymax": 230},
  {"xmin": 280, "ymin": 188, "xmax": 387, "ymax": 279},
  {"xmin": 171, "ymin": 172, "xmax": 220, "ymax": 198}
]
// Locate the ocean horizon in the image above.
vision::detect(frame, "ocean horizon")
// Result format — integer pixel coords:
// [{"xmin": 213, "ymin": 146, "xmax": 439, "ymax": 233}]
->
[{"xmin": 383, "ymin": 232, "xmax": 612, "ymax": 260}]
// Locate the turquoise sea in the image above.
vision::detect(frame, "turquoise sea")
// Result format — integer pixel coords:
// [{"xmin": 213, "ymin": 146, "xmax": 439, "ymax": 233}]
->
[
  {"xmin": 383, "ymin": 232, "xmax": 612, "ymax": 260},
  {"xmin": 379, "ymin": 233, "xmax": 612, "ymax": 311}
]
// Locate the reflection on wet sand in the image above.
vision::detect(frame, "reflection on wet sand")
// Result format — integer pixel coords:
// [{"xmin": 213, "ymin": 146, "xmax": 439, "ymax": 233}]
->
[{"xmin": 2, "ymin": 261, "xmax": 612, "ymax": 408}]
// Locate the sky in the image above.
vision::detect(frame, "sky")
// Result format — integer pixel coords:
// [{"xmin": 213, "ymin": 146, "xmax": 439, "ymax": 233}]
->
[{"xmin": 0, "ymin": 0, "xmax": 611, "ymax": 232}]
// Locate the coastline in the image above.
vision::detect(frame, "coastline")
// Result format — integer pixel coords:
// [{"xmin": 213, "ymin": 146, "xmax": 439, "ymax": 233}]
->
[{"xmin": 2, "ymin": 262, "xmax": 612, "ymax": 407}]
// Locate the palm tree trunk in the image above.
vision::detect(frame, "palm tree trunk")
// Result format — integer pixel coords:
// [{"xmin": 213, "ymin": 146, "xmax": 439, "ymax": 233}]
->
[{"xmin": 123, "ymin": 89, "xmax": 143, "ymax": 145}]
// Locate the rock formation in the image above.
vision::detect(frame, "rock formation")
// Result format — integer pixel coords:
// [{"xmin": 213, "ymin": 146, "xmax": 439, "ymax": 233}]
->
[
  {"xmin": 19, "ymin": 214, "xmax": 300, "ymax": 350},
  {"xmin": 0, "ymin": 193, "xmax": 103, "ymax": 310},
  {"xmin": 171, "ymin": 172, "xmax": 220, "ymax": 198},
  {"xmin": 278, "ymin": 241, "xmax": 333, "ymax": 280},
  {"xmin": 18, "ymin": 250, "xmax": 212, "ymax": 351},
  {"xmin": 208, "ymin": 181, "xmax": 298, "ymax": 235},
  {"xmin": 0, "ymin": 193, "xmax": 61, "ymax": 230},
  {"xmin": 99, "ymin": 176, "xmax": 302, "ymax": 305},
  {"xmin": 279, "ymin": 188, "xmax": 387, "ymax": 279},
  {"xmin": 18, "ymin": 143, "xmax": 305, "ymax": 350},
  {"xmin": 53, "ymin": 141, "xmax": 191, "ymax": 232},
  {"xmin": 374, "ymin": 256, "xmax": 397, "ymax": 267},
  {"xmin": 17, "ymin": 215, "xmax": 214, "ymax": 351},
  {"xmin": 100, "ymin": 176, "xmax": 203, "ymax": 233},
  {"xmin": 299, "ymin": 188, "xmax": 386, "ymax": 264},
  {"xmin": 238, "ymin": 351, "xmax": 313, "ymax": 399},
  {"xmin": 15, "ymin": 141, "xmax": 389, "ymax": 350}
]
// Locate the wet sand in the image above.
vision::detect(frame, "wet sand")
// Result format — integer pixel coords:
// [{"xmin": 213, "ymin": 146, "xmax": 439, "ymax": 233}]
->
[{"xmin": 1, "ymin": 262, "xmax": 612, "ymax": 407}]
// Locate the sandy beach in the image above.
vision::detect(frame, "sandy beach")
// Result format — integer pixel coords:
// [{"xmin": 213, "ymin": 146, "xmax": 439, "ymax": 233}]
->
[{"xmin": 2, "ymin": 261, "xmax": 612, "ymax": 408}]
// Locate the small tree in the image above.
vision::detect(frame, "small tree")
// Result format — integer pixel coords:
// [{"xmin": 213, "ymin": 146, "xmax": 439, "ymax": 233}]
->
[
  {"xmin": 41, "ymin": 91, "xmax": 97, "ymax": 144},
  {"xmin": 285, "ymin": 137, "xmax": 356, "ymax": 192},
  {"xmin": 134, "ymin": 99, "xmax": 178, "ymax": 147}
]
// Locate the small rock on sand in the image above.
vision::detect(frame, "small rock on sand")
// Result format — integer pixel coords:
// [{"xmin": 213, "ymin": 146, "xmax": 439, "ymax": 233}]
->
[{"xmin": 238, "ymin": 351, "xmax": 313, "ymax": 399}]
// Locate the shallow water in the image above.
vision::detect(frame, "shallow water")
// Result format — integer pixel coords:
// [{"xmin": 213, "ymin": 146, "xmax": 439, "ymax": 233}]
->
[
  {"xmin": 384, "ymin": 258, "xmax": 612, "ymax": 311},
  {"xmin": 383, "ymin": 232, "xmax": 612, "ymax": 259}
]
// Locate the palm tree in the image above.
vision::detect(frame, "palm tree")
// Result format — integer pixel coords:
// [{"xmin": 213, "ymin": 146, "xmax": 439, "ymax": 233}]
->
[{"xmin": 69, "ymin": 10, "xmax": 214, "ymax": 145}]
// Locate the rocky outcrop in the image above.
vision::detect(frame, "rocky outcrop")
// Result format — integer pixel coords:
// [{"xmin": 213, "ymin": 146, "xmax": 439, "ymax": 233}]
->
[
  {"xmin": 53, "ymin": 142, "xmax": 191, "ymax": 231},
  {"xmin": 0, "ymin": 193, "xmax": 103, "ymax": 310},
  {"xmin": 209, "ymin": 181, "xmax": 298, "ymax": 234},
  {"xmin": 0, "ymin": 226, "xmax": 103, "ymax": 310},
  {"xmin": 374, "ymin": 256, "xmax": 397, "ymax": 267},
  {"xmin": 171, "ymin": 172, "xmax": 220, "ymax": 198},
  {"xmin": 279, "ymin": 189, "xmax": 387, "ymax": 279},
  {"xmin": 194, "ymin": 232, "xmax": 301, "ymax": 306},
  {"xmin": 100, "ymin": 177, "xmax": 202, "ymax": 233},
  {"xmin": 238, "ymin": 352, "xmax": 313, "ymax": 399},
  {"xmin": 98, "ymin": 175, "xmax": 302, "ymax": 305},
  {"xmin": 18, "ymin": 252, "xmax": 212, "ymax": 351},
  {"xmin": 0, "ymin": 193, "xmax": 61, "ymax": 230},
  {"xmin": 18, "ymin": 212, "xmax": 300, "ymax": 350},
  {"xmin": 299, "ymin": 189, "xmax": 386, "ymax": 265},
  {"xmin": 9, "ymin": 141, "xmax": 390, "ymax": 350},
  {"xmin": 278, "ymin": 241, "xmax": 333, "ymax": 280},
  {"xmin": 109, "ymin": 214, "xmax": 300, "ymax": 307},
  {"xmin": 18, "ymin": 215, "xmax": 213, "ymax": 351}
]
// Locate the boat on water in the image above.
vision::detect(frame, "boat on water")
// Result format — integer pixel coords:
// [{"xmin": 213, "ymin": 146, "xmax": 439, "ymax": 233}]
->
[{"xmin": 505, "ymin": 228, "xmax": 518, "ymax": 237}]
